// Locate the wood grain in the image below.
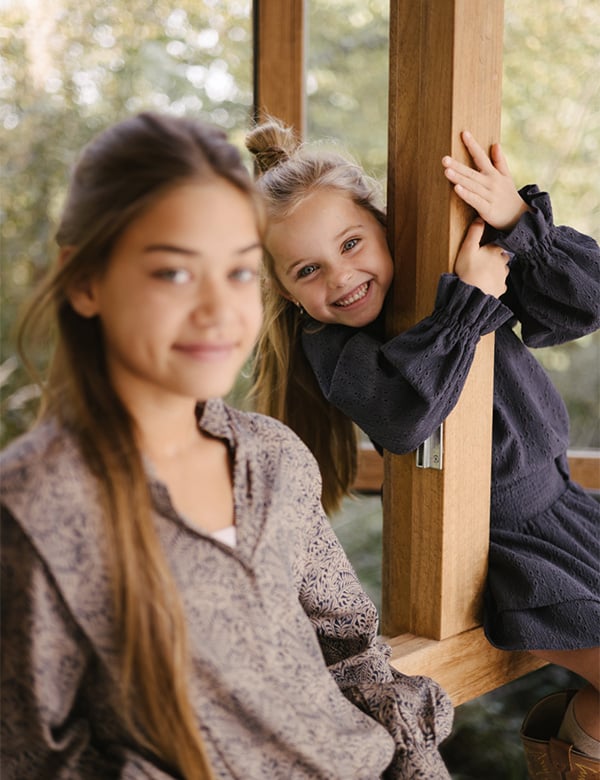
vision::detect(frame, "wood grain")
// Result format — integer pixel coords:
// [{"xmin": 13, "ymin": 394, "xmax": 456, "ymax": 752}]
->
[
  {"xmin": 388, "ymin": 627, "xmax": 546, "ymax": 706},
  {"xmin": 253, "ymin": 0, "xmax": 305, "ymax": 135},
  {"xmin": 356, "ymin": 444, "xmax": 599, "ymax": 493},
  {"xmin": 383, "ymin": 0, "xmax": 504, "ymax": 639}
]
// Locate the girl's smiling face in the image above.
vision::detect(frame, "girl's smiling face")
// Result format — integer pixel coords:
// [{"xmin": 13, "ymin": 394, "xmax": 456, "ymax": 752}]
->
[
  {"xmin": 68, "ymin": 179, "xmax": 263, "ymax": 410},
  {"xmin": 266, "ymin": 188, "xmax": 393, "ymax": 327}
]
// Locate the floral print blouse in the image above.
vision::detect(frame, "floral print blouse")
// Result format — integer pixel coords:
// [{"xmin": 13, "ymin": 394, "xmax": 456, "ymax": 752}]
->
[{"xmin": 1, "ymin": 399, "xmax": 452, "ymax": 779}]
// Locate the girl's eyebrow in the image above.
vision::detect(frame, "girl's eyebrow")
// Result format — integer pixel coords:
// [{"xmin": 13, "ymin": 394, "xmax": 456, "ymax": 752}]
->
[
  {"xmin": 143, "ymin": 241, "xmax": 263, "ymax": 256},
  {"xmin": 144, "ymin": 244, "xmax": 197, "ymax": 256},
  {"xmin": 335, "ymin": 223, "xmax": 364, "ymax": 240}
]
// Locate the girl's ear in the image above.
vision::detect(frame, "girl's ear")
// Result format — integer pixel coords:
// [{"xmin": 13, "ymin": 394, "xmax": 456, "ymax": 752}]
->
[
  {"xmin": 61, "ymin": 248, "xmax": 100, "ymax": 319},
  {"xmin": 280, "ymin": 289, "xmax": 297, "ymax": 304},
  {"xmin": 266, "ymin": 276, "xmax": 296, "ymax": 304}
]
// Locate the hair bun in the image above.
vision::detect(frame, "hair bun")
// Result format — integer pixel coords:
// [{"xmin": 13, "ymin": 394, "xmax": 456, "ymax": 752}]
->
[{"xmin": 245, "ymin": 118, "xmax": 299, "ymax": 174}]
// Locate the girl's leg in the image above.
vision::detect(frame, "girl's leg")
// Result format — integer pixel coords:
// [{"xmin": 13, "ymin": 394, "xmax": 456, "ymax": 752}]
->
[{"xmin": 529, "ymin": 647, "xmax": 600, "ymax": 749}]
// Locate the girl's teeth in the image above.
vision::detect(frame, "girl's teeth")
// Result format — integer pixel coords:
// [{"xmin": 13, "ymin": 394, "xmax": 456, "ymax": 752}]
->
[{"xmin": 336, "ymin": 282, "xmax": 369, "ymax": 307}]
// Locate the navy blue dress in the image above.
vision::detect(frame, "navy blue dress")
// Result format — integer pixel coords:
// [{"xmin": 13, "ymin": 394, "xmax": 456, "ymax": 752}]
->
[{"xmin": 301, "ymin": 186, "xmax": 600, "ymax": 651}]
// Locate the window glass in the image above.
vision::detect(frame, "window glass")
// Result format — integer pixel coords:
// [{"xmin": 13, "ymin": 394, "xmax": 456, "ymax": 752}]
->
[
  {"xmin": 307, "ymin": 0, "xmax": 388, "ymax": 180},
  {"xmin": 502, "ymin": 0, "xmax": 599, "ymax": 449},
  {"xmin": 2, "ymin": 0, "xmax": 597, "ymax": 449},
  {"xmin": 306, "ymin": 0, "xmax": 599, "ymax": 449},
  {"xmin": 0, "ymin": 0, "xmax": 252, "ymax": 444}
]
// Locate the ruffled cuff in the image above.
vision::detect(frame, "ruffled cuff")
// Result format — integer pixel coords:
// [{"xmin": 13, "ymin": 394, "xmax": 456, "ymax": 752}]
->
[
  {"xmin": 432, "ymin": 274, "xmax": 514, "ymax": 337},
  {"xmin": 482, "ymin": 184, "xmax": 556, "ymax": 257},
  {"xmin": 343, "ymin": 671, "xmax": 453, "ymax": 779}
]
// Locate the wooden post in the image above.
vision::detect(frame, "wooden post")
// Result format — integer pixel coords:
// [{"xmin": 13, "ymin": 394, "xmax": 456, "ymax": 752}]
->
[
  {"xmin": 252, "ymin": 0, "xmax": 305, "ymax": 135},
  {"xmin": 252, "ymin": 0, "xmax": 549, "ymax": 705},
  {"xmin": 383, "ymin": 0, "xmax": 504, "ymax": 639}
]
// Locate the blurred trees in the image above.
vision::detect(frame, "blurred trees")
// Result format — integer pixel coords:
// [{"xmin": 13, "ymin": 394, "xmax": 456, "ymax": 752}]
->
[
  {"xmin": 1, "ymin": 0, "xmax": 598, "ymax": 446},
  {"xmin": 1, "ymin": 5, "xmax": 597, "ymax": 777},
  {"xmin": 1, "ymin": 0, "xmax": 253, "ymax": 441},
  {"xmin": 305, "ymin": 0, "xmax": 599, "ymax": 449}
]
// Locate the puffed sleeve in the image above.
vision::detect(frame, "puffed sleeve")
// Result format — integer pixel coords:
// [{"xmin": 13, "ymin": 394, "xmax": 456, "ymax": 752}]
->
[
  {"xmin": 0, "ymin": 506, "xmax": 179, "ymax": 780},
  {"xmin": 292, "ymin": 461, "xmax": 453, "ymax": 779},
  {"xmin": 302, "ymin": 275, "xmax": 513, "ymax": 453},
  {"xmin": 488, "ymin": 185, "xmax": 600, "ymax": 346}
]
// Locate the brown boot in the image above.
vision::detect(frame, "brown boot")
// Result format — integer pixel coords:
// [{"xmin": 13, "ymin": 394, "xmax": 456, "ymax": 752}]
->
[{"xmin": 520, "ymin": 690, "xmax": 600, "ymax": 779}]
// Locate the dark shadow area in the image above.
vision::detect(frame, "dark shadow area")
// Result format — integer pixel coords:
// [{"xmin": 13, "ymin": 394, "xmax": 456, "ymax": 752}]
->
[
  {"xmin": 441, "ymin": 664, "xmax": 584, "ymax": 779},
  {"xmin": 331, "ymin": 494, "xmax": 589, "ymax": 779}
]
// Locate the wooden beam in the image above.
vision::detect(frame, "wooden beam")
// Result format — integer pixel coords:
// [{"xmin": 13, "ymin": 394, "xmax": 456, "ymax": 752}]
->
[
  {"xmin": 568, "ymin": 449, "xmax": 600, "ymax": 491},
  {"xmin": 383, "ymin": 0, "xmax": 504, "ymax": 639},
  {"xmin": 354, "ymin": 444, "xmax": 600, "ymax": 493},
  {"xmin": 252, "ymin": 0, "xmax": 305, "ymax": 135},
  {"xmin": 388, "ymin": 628, "xmax": 546, "ymax": 706}
]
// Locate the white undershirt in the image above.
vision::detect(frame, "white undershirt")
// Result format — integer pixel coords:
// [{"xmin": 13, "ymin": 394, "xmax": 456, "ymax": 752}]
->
[{"xmin": 211, "ymin": 525, "xmax": 237, "ymax": 547}]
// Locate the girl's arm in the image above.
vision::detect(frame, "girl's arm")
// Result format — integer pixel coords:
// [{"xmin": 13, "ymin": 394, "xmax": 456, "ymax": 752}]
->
[
  {"xmin": 0, "ymin": 507, "xmax": 179, "ymax": 780},
  {"xmin": 302, "ymin": 260, "xmax": 513, "ymax": 455},
  {"xmin": 494, "ymin": 186, "xmax": 599, "ymax": 346},
  {"xmin": 443, "ymin": 132, "xmax": 600, "ymax": 346},
  {"xmin": 290, "ymin": 452, "xmax": 453, "ymax": 779}
]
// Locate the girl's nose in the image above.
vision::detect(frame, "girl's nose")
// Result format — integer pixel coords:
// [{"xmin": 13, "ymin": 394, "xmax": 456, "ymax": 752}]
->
[
  {"xmin": 191, "ymin": 280, "xmax": 229, "ymax": 322},
  {"xmin": 327, "ymin": 266, "xmax": 352, "ymax": 288}
]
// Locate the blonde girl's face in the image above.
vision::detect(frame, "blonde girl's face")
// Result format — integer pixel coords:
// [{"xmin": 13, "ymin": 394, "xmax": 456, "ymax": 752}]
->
[
  {"xmin": 265, "ymin": 188, "xmax": 394, "ymax": 327},
  {"xmin": 68, "ymin": 180, "xmax": 263, "ymax": 410}
]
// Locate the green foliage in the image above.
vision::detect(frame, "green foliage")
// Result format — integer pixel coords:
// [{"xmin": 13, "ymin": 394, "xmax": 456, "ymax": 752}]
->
[
  {"xmin": 503, "ymin": 0, "xmax": 600, "ymax": 236},
  {"xmin": 330, "ymin": 494, "xmax": 383, "ymax": 607},
  {"xmin": 0, "ymin": 0, "xmax": 253, "ymax": 443},
  {"xmin": 1, "ymin": 0, "xmax": 598, "ymax": 448},
  {"xmin": 307, "ymin": 0, "xmax": 389, "ymax": 178},
  {"xmin": 305, "ymin": 0, "xmax": 599, "ymax": 448},
  {"xmin": 1, "ymin": 4, "xmax": 597, "ymax": 772}
]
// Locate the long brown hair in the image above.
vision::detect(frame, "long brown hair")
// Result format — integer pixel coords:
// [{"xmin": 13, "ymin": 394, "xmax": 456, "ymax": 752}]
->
[
  {"xmin": 18, "ymin": 112, "xmax": 263, "ymax": 779},
  {"xmin": 245, "ymin": 117, "xmax": 386, "ymax": 514}
]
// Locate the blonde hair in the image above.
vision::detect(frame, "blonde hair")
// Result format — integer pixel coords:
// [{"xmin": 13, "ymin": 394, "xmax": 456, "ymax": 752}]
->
[
  {"xmin": 18, "ymin": 113, "xmax": 263, "ymax": 779},
  {"xmin": 245, "ymin": 117, "xmax": 386, "ymax": 514}
]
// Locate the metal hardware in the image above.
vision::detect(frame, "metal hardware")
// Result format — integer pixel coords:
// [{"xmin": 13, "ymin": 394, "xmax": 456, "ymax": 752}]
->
[{"xmin": 416, "ymin": 424, "xmax": 443, "ymax": 470}]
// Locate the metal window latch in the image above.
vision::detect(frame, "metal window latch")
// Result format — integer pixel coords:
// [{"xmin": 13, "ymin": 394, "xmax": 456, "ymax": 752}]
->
[{"xmin": 416, "ymin": 424, "xmax": 443, "ymax": 470}]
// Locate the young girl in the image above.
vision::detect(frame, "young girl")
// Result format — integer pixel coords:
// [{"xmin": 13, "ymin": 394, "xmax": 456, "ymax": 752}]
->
[
  {"xmin": 0, "ymin": 112, "xmax": 454, "ymax": 779},
  {"xmin": 246, "ymin": 118, "xmax": 600, "ymax": 769}
]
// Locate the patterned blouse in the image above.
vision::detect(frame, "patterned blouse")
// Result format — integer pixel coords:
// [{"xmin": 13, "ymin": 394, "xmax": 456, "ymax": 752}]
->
[{"xmin": 1, "ymin": 399, "xmax": 452, "ymax": 779}]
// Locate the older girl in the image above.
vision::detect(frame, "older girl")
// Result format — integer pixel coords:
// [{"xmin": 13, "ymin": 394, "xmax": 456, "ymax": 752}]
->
[{"xmin": 0, "ymin": 112, "xmax": 452, "ymax": 779}]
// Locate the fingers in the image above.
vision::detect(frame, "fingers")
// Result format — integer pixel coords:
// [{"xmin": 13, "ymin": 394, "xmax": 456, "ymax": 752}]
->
[
  {"xmin": 441, "ymin": 131, "xmax": 502, "ymax": 178},
  {"xmin": 454, "ymin": 230, "xmax": 511, "ymax": 298},
  {"xmin": 490, "ymin": 142, "xmax": 511, "ymax": 176},
  {"xmin": 442, "ymin": 131, "xmax": 523, "ymax": 230},
  {"xmin": 442, "ymin": 157, "xmax": 490, "ymax": 206},
  {"xmin": 441, "ymin": 131, "xmax": 496, "ymax": 198},
  {"xmin": 460, "ymin": 131, "xmax": 495, "ymax": 172},
  {"xmin": 449, "ymin": 179, "xmax": 491, "ymax": 215},
  {"xmin": 464, "ymin": 218, "xmax": 486, "ymax": 244}
]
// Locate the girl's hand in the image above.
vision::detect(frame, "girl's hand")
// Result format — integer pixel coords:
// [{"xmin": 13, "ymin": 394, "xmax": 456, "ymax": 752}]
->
[
  {"xmin": 442, "ymin": 131, "xmax": 530, "ymax": 231},
  {"xmin": 454, "ymin": 219, "xmax": 511, "ymax": 298}
]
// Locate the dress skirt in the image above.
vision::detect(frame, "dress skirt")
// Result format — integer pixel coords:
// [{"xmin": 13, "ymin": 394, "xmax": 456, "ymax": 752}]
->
[{"xmin": 484, "ymin": 455, "xmax": 600, "ymax": 651}]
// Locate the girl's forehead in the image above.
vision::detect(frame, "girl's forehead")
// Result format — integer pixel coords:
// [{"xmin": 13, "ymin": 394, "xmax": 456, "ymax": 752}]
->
[{"xmin": 282, "ymin": 188, "xmax": 361, "ymax": 224}]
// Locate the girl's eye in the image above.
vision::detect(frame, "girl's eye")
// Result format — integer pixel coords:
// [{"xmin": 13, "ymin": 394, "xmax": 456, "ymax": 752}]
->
[
  {"xmin": 343, "ymin": 238, "xmax": 359, "ymax": 252},
  {"xmin": 154, "ymin": 268, "xmax": 192, "ymax": 284},
  {"xmin": 230, "ymin": 267, "xmax": 259, "ymax": 283},
  {"xmin": 297, "ymin": 264, "xmax": 318, "ymax": 279}
]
